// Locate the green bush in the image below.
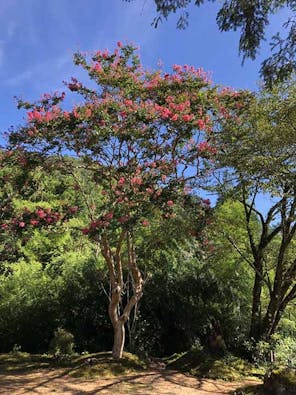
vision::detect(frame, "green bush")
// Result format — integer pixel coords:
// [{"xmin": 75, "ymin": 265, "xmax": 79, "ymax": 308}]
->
[
  {"xmin": 264, "ymin": 367, "xmax": 296, "ymax": 395},
  {"xmin": 49, "ymin": 327, "xmax": 75, "ymax": 356}
]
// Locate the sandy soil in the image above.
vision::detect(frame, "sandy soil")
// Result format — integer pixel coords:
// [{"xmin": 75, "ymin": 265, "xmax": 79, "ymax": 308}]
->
[{"xmin": 0, "ymin": 367, "xmax": 261, "ymax": 394}]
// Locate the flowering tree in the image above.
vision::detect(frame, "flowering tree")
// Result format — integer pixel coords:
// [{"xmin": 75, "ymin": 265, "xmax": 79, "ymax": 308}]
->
[{"xmin": 8, "ymin": 43, "xmax": 243, "ymax": 358}]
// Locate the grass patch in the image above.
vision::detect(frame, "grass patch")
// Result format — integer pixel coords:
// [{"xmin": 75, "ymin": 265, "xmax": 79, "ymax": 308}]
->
[
  {"xmin": 165, "ymin": 350, "xmax": 265, "ymax": 381},
  {"xmin": 67, "ymin": 352, "xmax": 148, "ymax": 378},
  {"xmin": 0, "ymin": 351, "xmax": 148, "ymax": 379},
  {"xmin": 0, "ymin": 352, "xmax": 52, "ymax": 373}
]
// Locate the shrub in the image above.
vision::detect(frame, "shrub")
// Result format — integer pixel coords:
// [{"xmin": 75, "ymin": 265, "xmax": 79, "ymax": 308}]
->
[
  {"xmin": 264, "ymin": 367, "xmax": 296, "ymax": 395},
  {"xmin": 49, "ymin": 327, "xmax": 75, "ymax": 356}
]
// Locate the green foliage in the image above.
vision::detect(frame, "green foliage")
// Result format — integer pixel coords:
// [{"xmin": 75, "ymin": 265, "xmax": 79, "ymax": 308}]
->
[
  {"xmin": 264, "ymin": 367, "xmax": 296, "ymax": 394},
  {"xmin": 255, "ymin": 334, "xmax": 296, "ymax": 368},
  {"xmin": 49, "ymin": 327, "xmax": 75, "ymax": 356},
  {"xmin": 215, "ymin": 81, "xmax": 296, "ymax": 341},
  {"xmin": 0, "ymin": 260, "xmax": 60, "ymax": 353},
  {"xmin": 131, "ymin": 260, "xmax": 249, "ymax": 356},
  {"xmin": 0, "ymin": 255, "xmax": 112, "ymax": 353},
  {"xmin": 217, "ymin": 81, "xmax": 296, "ymax": 188},
  {"xmin": 165, "ymin": 349, "xmax": 265, "ymax": 381},
  {"xmin": 0, "ymin": 154, "xmax": 84, "ymax": 272}
]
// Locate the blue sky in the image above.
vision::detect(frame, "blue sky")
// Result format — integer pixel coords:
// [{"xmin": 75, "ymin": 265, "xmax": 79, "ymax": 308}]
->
[{"xmin": 0, "ymin": 0, "xmax": 289, "ymax": 136}]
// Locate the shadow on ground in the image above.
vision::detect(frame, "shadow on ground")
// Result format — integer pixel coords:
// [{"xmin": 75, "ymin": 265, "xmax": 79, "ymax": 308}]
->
[{"xmin": 0, "ymin": 352, "xmax": 262, "ymax": 394}]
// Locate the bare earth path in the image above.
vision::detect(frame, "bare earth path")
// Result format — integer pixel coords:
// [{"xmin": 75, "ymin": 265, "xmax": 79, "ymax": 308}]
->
[{"xmin": 0, "ymin": 368, "xmax": 261, "ymax": 394}]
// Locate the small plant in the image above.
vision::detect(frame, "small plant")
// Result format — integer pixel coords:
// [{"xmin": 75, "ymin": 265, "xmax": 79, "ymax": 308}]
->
[
  {"xmin": 11, "ymin": 344, "xmax": 22, "ymax": 354},
  {"xmin": 190, "ymin": 337, "xmax": 203, "ymax": 352},
  {"xmin": 49, "ymin": 327, "xmax": 75, "ymax": 356}
]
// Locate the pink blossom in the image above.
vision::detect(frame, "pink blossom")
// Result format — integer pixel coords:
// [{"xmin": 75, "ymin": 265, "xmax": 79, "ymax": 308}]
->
[
  {"xmin": 102, "ymin": 49, "xmax": 109, "ymax": 58},
  {"xmin": 85, "ymin": 108, "xmax": 92, "ymax": 118},
  {"xmin": 142, "ymin": 219, "xmax": 150, "ymax": 227},
  {"xmin": 73, "ymin": 109, "xmax": 79, "ymax": 119},
  {"xmin": 131, "ymin": 176, "xmax": 143, "ymax": 186},
  {"xmin": 161, "ymin": 108, "xmax": 171, "ymax": 119},
  {"xmin": 92, "ymin": 63, "xmax": 103, "ymax": 73},
  {"xmin": 104, "ymin": 212, "xmax": 114, "ymax": 220},
  {"xmin": 1, "ymin": 223, "xmax": 8, "ymax": 229},
  {"xmin": 19, "ymin": 222, "xmax": 25, "ymax": 228},
  {"xmin": 167, "ymin": 200, "xmax": 174, "ymax": 207},
  {"xmin": 36, "ymin": 209, "xmax": 46, "ymax": 219},
  {"xmin": 182, "ymin": 114, "xmax": 194, "ymax": 122},
  {"xmin": 27, "ymin": 110, "xmax": 43, "ymax": 122},
  {"xmin": 196, "ymin": 119, "xmax": 205, "ymax": 129},
  {"xmin": 176, "ymin": 104, "xmax": 185, "ymax": 112},
  {"xmin": 118, "ymin": 177, "xmax": 125, "ymax": 186},
  {"xmin": 197, "ymin": 141, "xmax": 210, "ymax": 152},
  {"xmin": 172, "ymin": 64, "xmax": 182, "ymax": 73},
  {"xmin": 166, "ymin": 95, "xmax": 174, "ymax": 103},
  {"xmin": 63, "ymin": 111, "xmax": 70, "ymax": 120},
  {"xmin": 30, "ymin": 219, "xmax": 39, "ymax": 226}
]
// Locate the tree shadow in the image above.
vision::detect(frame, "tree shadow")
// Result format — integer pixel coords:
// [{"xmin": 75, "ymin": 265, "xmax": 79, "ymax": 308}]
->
[
  {"xmin": 0, "ymin": 353, "xmax": 263, "ymax": 395},
  {"xmin": 230, "ymin": 383, "xmax": 264, "ymax": 394}
]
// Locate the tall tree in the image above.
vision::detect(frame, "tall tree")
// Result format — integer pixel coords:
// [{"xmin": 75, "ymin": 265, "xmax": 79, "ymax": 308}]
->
[
  {"xmin": 126, "ymin": 0, "xmax": 296, "ymax": 86},
  {"xmin": 215, "ymin": 80, "xmax": 296, "ymax": 340},
  {"xmin": 8, "ymin": 43, "xmax": 243, "ymax": 358}
]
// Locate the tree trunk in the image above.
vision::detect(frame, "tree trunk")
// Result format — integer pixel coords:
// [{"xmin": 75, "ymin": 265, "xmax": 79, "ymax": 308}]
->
[
  {"xmin": 112, "ymin": 320, "xmax": 125, "ymax": 359},
  {"xmin": 260, "ymin": 292, "xmax": 281, "ymax": 340},
  {"xmin": 249, "ymin": 270, "xmax": 263, "ymax": 340},
  {"xmin": 101, "ymin": 231, "xmax": 143, "ymax": 360}
]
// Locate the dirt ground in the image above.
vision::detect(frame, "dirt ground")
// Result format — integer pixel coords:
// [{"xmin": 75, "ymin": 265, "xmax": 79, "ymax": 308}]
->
[{"xmin": 0, "ymin": 367, "xmax": 261, "ymax": 394}]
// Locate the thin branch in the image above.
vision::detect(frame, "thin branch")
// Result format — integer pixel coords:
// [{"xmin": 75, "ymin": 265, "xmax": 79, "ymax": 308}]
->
[{"xmin": 224, "ymin": 232, "xmax": 272, "ymax": 293}]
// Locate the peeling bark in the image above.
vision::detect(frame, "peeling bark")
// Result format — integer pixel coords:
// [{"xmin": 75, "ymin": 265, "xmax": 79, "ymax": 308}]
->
[{"xmin": 101, "ymin": 230, "xmax": 143, "ymax": 359}]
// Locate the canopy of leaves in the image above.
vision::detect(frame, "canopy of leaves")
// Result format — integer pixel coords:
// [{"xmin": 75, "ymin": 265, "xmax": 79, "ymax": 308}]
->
[
  {"xmin": 215, "ymin": 80, "xmax": 296, "ymax": 194},
  {"xmin": 9, "ymin": 43, "xmax": 244, "ymax": 241}
]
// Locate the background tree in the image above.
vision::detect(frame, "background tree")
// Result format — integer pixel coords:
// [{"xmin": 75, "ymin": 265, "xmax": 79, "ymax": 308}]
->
[
  {"xmin": 214, "ymin": 80, "xmax": 296, "ymax": 341},
  {"xmin": 8, "ymin": 43, "xmax": 244, "ymax": 358},
  {"xmin": 126, "ymin": 0, "xmax": 296, "ymax": 86},
  {"xmin": 0, "ymin": 150, "xmax": 79, "ymax": 275}
]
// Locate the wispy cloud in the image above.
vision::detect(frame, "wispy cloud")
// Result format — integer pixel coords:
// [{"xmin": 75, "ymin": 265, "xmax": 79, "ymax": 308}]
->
[{"xmin": 3, "ymin": 53, "xmax": 72, "ymax": 88}]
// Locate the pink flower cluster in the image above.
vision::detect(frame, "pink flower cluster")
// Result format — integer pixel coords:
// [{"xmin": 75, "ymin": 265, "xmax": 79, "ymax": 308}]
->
[
  {"xmin": 1, "ymin": 206, "xmax": 77, "ymax": 233},
  {"xmin": 197, "ymin": 142, "xmax": 217, "ymax": 154},
  {"xmin": 27, "ymin": 106, "xmax": 61, "ymax": 123}
]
